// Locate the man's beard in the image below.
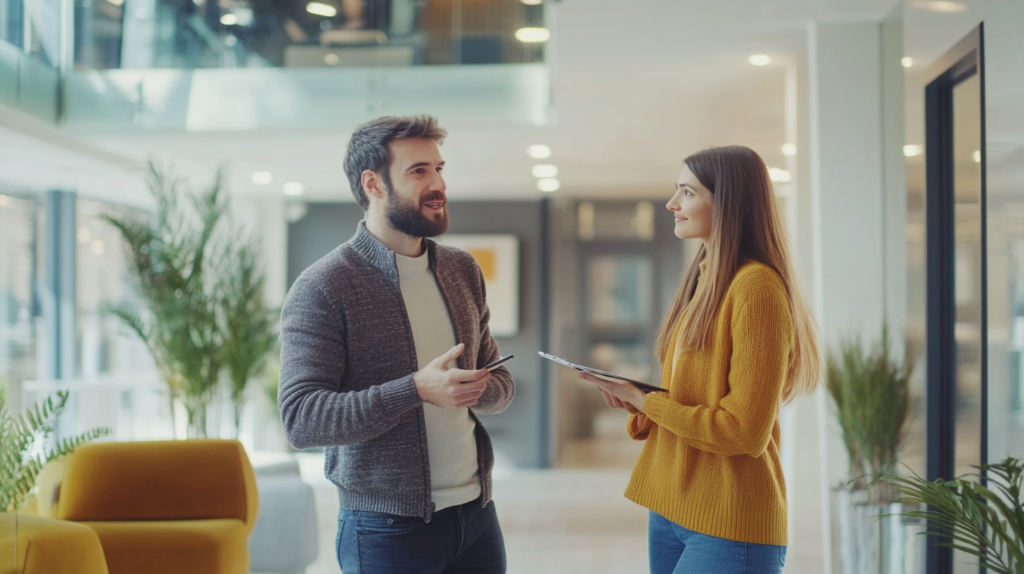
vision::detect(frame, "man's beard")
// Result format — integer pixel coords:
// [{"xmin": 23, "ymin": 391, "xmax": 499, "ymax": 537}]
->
[{"xmin": 386, "ymin": 188, "xmax": 449, "ymax": 238}]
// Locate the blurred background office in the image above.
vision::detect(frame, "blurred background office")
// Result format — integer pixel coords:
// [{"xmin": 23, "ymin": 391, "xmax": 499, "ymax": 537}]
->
[{"xmin": 2, "ymin": 0, "xmax": 1024, "ymax": 573}]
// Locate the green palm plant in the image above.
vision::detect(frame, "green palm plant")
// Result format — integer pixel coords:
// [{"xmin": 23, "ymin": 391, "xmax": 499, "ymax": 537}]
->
[
  {"xmin": 103, "ymin": 163, "xmax": 227, "ymax": 438},
  {"xmin": 885, "ymin": 457, "xmax": 1024, "ymax": 574},
  {"xmin": 220, "ymin": 237, "xmax": 278, "ymax": 437},
  {"xmin": 0, "ymin": 390, "xmax": 110, "ymax": 513},
  {"xmin": 826, "ymin": 325, "xmax": 913, "ymax": 499}
]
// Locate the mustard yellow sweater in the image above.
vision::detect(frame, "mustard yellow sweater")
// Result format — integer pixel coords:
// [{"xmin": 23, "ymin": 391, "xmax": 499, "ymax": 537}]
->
[{"xmin": 624, "ymin": 261, "xmax": 794, "ymax": 546}]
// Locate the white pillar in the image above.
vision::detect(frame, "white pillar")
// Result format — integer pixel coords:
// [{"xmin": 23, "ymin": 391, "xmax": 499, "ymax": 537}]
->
[{"xmin": 805, "ymin": 19, "xmax": 907, "ymax": 573}]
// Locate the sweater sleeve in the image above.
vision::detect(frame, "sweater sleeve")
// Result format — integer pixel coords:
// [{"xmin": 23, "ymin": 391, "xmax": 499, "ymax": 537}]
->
[
  {"xmin": 626, "ymin": 412, "xmax": 654, "ymax": 440},
  {"xmin": 470, "ymin": 263, "xmax": 515, "ymax": 415},
  {"xmin": 277, "ymin": 275, "xmax": 423, "ymax": 450},
  {"xmin": 641, "ymin": 285, "xmax": 793, "ymax": 457}
]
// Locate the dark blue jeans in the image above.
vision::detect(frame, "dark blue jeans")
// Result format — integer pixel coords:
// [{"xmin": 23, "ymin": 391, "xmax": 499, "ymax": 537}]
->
[
  {"xmin": 336, "ymin": 499, "xmax": 506, "ymax": 574},
  {"xmin": 648, "ymin": 511, "xmax": 786, "ymax": 574}
]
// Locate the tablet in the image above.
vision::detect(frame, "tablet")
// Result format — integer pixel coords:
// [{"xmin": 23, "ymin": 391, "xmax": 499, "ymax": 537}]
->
[
  {"xmin": 538, "ymin": 352, "xmax": 668, "ymax": 393},
  {"xmin": 483, "ymin": 355, "xmax": 514, "ymax": 371}
]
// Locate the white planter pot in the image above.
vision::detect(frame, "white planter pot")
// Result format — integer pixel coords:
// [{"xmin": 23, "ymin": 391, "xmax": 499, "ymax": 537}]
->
[{"xmin": 834, "ymin": 488, "xmax": 926, "ymax": 574}]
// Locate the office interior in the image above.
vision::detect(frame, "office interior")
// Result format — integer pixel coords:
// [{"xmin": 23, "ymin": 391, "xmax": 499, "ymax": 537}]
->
[{"xmin": 2, "ymin": 0, "xmax": 1024, "ymax": 572}]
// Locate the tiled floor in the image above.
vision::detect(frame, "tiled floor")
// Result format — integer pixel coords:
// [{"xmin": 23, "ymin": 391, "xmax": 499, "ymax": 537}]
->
[{"xmin": 285, "ymin": 415, "xmax": 824, "ymax": 574}]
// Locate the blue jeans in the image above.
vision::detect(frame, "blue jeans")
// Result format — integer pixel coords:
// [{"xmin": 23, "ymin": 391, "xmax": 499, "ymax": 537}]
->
[
  {"xmin": 336, "ymin": 499, "xmax": 506, "ymax": 574},
  {"xmin": 648, "ymin": 511, "xmax": 786, "ymax": 574}
]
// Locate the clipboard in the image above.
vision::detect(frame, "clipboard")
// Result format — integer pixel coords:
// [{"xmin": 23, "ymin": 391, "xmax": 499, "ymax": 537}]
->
[{"xmin": 538, "ymin": 352, "xmax": 668, "ymax": 394}]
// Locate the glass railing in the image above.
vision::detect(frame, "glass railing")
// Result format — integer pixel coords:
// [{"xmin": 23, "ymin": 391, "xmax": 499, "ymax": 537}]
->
[
  {"xmin": 75, "ymin": 0, "xmax": 547, "ymax": 70},
  {"xmin": 1, "ymin": 0, "xmax": 60, "ymax": 67}
]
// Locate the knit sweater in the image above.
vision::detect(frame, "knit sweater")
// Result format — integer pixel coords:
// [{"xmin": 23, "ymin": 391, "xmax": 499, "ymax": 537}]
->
[
  {"xmin": 624, "ymin": 261, "xmax": 794, "ymax": 546},
  {"xmin": 278, "ymin": 222, "xmax": 514, "ymax": 521}
]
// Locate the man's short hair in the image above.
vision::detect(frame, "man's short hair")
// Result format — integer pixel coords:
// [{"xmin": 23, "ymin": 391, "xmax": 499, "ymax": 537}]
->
[{"xmin": 343, "ymin": 115, "xmax": 448, "ymax": 209}]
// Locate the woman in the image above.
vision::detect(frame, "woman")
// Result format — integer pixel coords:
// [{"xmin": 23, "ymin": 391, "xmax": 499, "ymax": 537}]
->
[{"xmin": 580, "ymin": 145, "xmax": 820, "ymax": 574}]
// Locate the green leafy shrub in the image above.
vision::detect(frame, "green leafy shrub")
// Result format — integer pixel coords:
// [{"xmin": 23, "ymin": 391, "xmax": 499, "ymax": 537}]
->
[
  {"xmin": 887, "ymin": 457, "xmax": 1024, "ymax": 574},
  {"xmin": 0, "ymin": 390, "xmax": 110, "ymax": 512},
  {"xmin": 826, "ymin": 325, "xmax": 913, "ymax": 498},
  {"xmin": 103, "ymin": 164, "xmax": 227, "ymax": 438},
  {"xmin": 220, "ymin": 238, "xmax": 278, "ymax": 437}
]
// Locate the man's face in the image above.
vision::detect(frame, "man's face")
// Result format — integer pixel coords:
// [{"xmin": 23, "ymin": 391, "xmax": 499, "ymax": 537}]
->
[{"xmin": 382, "ymin": 138, "xmax": 448, "ymax": 238}]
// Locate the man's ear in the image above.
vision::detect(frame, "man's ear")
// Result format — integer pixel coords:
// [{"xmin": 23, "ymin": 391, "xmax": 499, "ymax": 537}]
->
[{"xmin": 362, "ymin": 170, "xmax": 385, "ymax": 201}]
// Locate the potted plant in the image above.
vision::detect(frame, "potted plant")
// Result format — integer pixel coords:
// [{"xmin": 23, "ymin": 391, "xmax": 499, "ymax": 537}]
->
[
  {"xmin": 886, "ymin": 457, "xmax": 1024, "ymax": 573},
  {"xmin": 0, "ymin": 390, "xmax": 110, "ymax": 513},
  {"xmin": 826, "ymin": 325, "xmax": 916, "ymax": 574},
  {"xmin": 220, "ymin": 237, "xmax": 278, "ymax": 438},
  {"xmin": 104, "ymin": 164, "xmax": 227, "ymax": 439}
]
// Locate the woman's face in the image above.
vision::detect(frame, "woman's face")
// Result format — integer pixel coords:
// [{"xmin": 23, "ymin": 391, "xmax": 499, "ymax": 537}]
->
[{"xmin": 667, "ymin": 165, "xmax": 714, "ymax": 243}]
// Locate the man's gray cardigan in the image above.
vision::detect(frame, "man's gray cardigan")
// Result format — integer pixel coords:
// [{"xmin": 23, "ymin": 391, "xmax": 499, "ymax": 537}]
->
[{"xmin": 278, "ymin": 222, "xmax": 515, "ymax": 521}]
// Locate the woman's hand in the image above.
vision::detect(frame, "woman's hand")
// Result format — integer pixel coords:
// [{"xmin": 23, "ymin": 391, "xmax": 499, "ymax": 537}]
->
[{"xmin": 578, "ymin": 372, "xmax": 647, "ymax": 413}]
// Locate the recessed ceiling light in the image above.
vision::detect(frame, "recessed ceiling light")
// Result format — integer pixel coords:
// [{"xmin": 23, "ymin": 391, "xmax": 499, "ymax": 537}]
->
[
  {"xmin": 252, "ymin": 171, "xmax": 273, "ymax": 185},
  {"xmin": 106, "ymin": 0, "xmax": 124, "ymax": 5},
  {"xmin": 283, "ymin": 182, "xmax": 305, "ymax": 196},
  {"xmin": 748, "ymin": 55, "xmax": 770, "ymax": 66},
  {"xmin": 532, "ymin": 164, "xmax": 558, "ymax": 178},
  {"xmin": 527, "ymin": 144, "xmax": 551, "ymax": 159},
  {"xmin": 78, "ymin": 228, "xmax": 91, "ymax": 243},
  {"xmin": 91, "ymin": 239, "xmax": 106, "ymax": 255},
  {"xmin": 910, "ymin": 0, "xmax": 967, "ymax": 13},
  {"xmin": 521, "ymin": 0, "xmax": 542, "ymax": 4},
  {"xmin": 515, "ymin": 27, "xmax": 550, "ymax": 43},
  {"xmin": 903, "ymin": 144, "xmax": 924, "ymax": 157},
  {"xmin": 537, "ymin": 178, "xmax": 560, "ymax": 192},
  {"xmin": 220, "ymin": 13, "xmax": 238, "ymax": 25},
  {"xmin": 973, "ymin": 150, "xmax": 981, "ymax": 163},
  {"xmin": 767, "ymin": 168, "xmax": 791, "ymax": 183},
  {"xmin": 324, "ymin": 53, "xmax": 340, "ymax": 66},
  {"xmin": 0, "ymin": 194, "xmax": 8, "ymax": 205},
  {"xmin": 901, "ymin": 57, "xmax": 913, "ymax": 68},
  {"xmin": 306, "ymin": 1, "xmax": 337, "ymax": 17},
  {"xmin": 781, "ymin": 144, "xmax": 797, "ymax": 156}
]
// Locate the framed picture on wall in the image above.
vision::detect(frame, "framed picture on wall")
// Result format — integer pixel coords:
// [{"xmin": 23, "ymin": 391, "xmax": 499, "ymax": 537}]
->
[{"xmin": 437, "ymin": 234, "xmax": 519, "ymax": 337}]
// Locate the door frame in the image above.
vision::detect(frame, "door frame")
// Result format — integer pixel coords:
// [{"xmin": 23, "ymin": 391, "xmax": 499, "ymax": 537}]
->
[{"xmin": 924, "ymin": 23, "xmax": 987, "ymax": 574}]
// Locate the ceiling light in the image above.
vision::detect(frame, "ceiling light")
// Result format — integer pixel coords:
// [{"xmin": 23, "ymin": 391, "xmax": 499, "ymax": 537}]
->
[
  {"xmin": 106, "ymin": 0, "xmax": 124, "ymax": 5},
  {"xmin": 903, "ymin": 144, "xmax": 923, "ymax": 157},
  {"xmin": 515, "ymin": 27, "xmax": 550, "ymax": 43},
  {"xmin": 306, "ymin": 2, "xmax": 337, "ymax": 17},
  {"xmin": 91, "ymin": 240, "xmax": 106, "ymax": 255},
  {"xmin": 78, "ymin": 228, "xmax": 91, "ymax": 243},
  {"xmin": 748, "ymin": 55, "xmax": 770, "ymax": 66},
  {"xmin": 283, "ymin": 182, "xmax": 305, "ymax": 196},
  {"xmin": 521, "ymin": 0, "xmax": 543, "ymax": 4},
  {"xmin": 973, "ymin": 150, "xmax": 981, "ymax": 163},
  {"xmin": 252, "ymin": 171, "xmax": 273, "ymax": 185},
  {"xmin": 527, "ymin": 144, "xmax": 551, "ymax": 159},
  {"xmin": 901, "ymin": 57, "xmax": 913, "ymax": 68},
  {"xmin": 768, "ymin": 168, "xmax": 791, "ymax": 183},
  {"xmin": 781, "ymin": 143, "xmax": 797, "ymax": 156},
  {"xmin": 537, "ymin": 178, "xmax": 560, "ymax": 192},
  {"xmin": 910, "ymin": 0, "xmax": 967, "ymax": 13},
  {"xmin": 532, "ymin": 164, "xmax": 558, "ymax": 178},
  {"xmin": 220, "ymin": 13, "xmax": 238, "ymax": 25},
  {"xmin": 0, "ymin": 194, "xmax": 7, "ymax": 205},
  {"xmin": 324, "ymin": 53, "xmax": 340, "ymax": 65}
]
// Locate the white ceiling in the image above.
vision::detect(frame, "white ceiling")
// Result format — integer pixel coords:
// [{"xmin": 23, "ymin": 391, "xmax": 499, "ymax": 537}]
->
[{"xmin": 3, "ymin": 0, "xmax": 903, "ymax": 206}]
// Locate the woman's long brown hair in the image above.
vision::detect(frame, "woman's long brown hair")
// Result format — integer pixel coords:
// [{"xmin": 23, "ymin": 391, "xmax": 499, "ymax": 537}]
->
[{"xmin": 654, "ymin": 145, "xmax": 821, "ymax": 404}]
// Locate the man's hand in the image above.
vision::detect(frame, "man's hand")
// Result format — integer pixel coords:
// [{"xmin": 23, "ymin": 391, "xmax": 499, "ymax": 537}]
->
[{"xmin": 414, "ymin": 344, "xmax": 490, "ymax": 409}]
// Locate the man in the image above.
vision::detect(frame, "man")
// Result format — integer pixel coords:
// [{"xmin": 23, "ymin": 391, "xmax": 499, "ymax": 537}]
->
[{"xmin": 278, "ymin": 115, "xmax": 514, "ymax": 573}]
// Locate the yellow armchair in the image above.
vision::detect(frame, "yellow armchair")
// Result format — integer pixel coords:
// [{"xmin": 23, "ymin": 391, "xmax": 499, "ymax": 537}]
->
[
  {"xmin": 48, "ymin": 439, "xmax": 258, "ymax": 574},
  {"xmin": 0, "ymin": 513, "xmax": 109, "ymax": 574}
]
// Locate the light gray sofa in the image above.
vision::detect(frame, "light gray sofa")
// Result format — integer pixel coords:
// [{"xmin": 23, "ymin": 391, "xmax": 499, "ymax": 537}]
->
[{"xmin": 249, "ymin": 454, "xmax": 319, "ymax": 574}]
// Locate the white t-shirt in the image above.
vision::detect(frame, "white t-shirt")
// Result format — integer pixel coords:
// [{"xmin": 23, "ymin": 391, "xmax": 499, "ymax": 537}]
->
[{"xmin": 395, "ymin": 250, "xmax": 481, "ymax": 511}]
